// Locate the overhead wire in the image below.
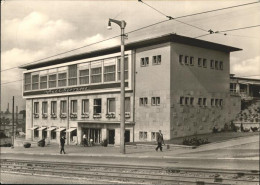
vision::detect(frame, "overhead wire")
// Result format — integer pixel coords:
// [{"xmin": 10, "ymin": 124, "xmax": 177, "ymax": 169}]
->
[{"xmin": 1, "ymin": 1, "xmax": 259, "ymax": 73}]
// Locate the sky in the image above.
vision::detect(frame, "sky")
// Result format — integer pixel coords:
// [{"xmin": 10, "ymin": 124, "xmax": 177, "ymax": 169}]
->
[{"xmin": 1, "ymin": 0, "xmax": 260, "ymax": 112}]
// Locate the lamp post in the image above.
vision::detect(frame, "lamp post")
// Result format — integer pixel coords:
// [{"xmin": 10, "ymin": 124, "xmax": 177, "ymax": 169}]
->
[{"xmin": 108, "ymin": 18, "xmax": 127, "ymax": 154}]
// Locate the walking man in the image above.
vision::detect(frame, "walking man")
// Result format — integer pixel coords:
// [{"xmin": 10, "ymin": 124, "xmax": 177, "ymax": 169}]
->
[
  {"xmin": 155, "ymin": 130, "xmax": 164, "ymax": 152},
  {"xmin": 60, "ymin": 135, "xmax": 66, "ymax": 154}
]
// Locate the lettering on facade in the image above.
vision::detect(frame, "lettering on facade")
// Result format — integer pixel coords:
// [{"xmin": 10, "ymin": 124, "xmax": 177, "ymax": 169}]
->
[{"xmin": 45, "ymin": 87, "xmax": 88, "ymax": 94}]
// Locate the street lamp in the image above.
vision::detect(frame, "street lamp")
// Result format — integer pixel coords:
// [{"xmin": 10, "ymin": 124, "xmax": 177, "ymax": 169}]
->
[{"xmin": 107, "ymin": 18, "xmax": 127, "ymax": 154}]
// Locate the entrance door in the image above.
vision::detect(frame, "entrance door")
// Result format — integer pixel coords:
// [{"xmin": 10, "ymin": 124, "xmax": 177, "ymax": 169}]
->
[
  {"xmin": 108, "ymin": 130, "xmax": 115, "ymax": 144},
  {"xmin": 125, "ymin": 130, "xmax": 130, "ymax": 143}
]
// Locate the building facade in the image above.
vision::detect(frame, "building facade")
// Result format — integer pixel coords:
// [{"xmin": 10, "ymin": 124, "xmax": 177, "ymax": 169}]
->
[{"xmin": 21, "ymin": 34, "xmax": 241, "ymax": 145}]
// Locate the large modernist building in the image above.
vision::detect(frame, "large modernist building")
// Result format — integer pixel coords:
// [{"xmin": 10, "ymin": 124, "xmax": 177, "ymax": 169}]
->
[{"xmin": 21, "ymin": 34, "xmax": 241, "ymax": 145}]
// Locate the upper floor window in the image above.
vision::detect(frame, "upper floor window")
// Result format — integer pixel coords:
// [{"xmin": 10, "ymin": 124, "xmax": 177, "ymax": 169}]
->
[
  {"xmin": 140, "ymin": 57, "xmax": 149, "ymax": 67},
  {"xmin": 219, "ymin": 61, "xmax": 223, "ymax": 70},
  {"xmin": 179, "ymin": 55, "xmax": 183, "ymax": 64},
  {"xmin": 211, "ymin": 98, "xmax": 214, "ymax": 106},
  {"xmin": 42, "ymin": 102, "xmax": 48, "ymax": 114},
  {"xmin": 190, "ymin": 57, "xmax": 194, "ymax": 66},
  {"xmin": 215, "ymin": 61, "xmax": 219, "ymax": 70},
  {"xmin": 34, "ymin": 102, "xmax": 39, "ymax": 114},
  {"xmin": 185, "ymin": 97, "xmax": 189, "ymax": 105},
  {"xmin": 198, "ymin": 98, "xmax": 202, "ymax": 106},
  {"xmin": 79, "ymin": 69, "xmax": 90, "ymax": 84},
  {"xmin": 190, "ymin": 97, "xmax": 194, "ymax": 105},
  {"xmin": 107, "ymin": 98, "xmax": 116, "ymax": 114},
  {"xmin": 185, "ymin": 56, "xmax": 189, "ymax": 65},
  {"xmin": 71, "ymin": 100, "xmax": 77, "ymax": 114},
  {"xmin": 40, "ymin": 76, "xmax": 47, "ymax": 89},
  {"xmin": 24, "ymin": 73, "xmax": 32, "ymax": 91},
  {"xmin": 219, "ymin": 99, "xmax": 223, "ymax": 106},
  {"xmin": 68, "ymin": 65, "xmax": 77, "ymax": 86},
  {"xmin": 140, "ymin": 97, "xmax": 148, "ymax": 106},
  {"xmin": 94, "ymin": 99, "xmax": 102, "ymax": 114},
  {"xmin": 104, "ymin": 64, "xmax": 115, "ymax": 82},
  {"xmin": 210, "ymin": 60, "xmax": 214, "ymax": 69},
  {"xmin": 82, "ymin": 99, "xmax": 89, "ymax": 114},
  {"xmin": 203, "ymin": 59, "xmax": 207, "ymax": 68},
  {"xmin": 153, "ymin": 55, "xmax": 161, "ymax": 65},
  {"xmin": 48, "ymin": 74, "xmax": 57, "ymax": 88},
  {"xmin": 198, "ymin": 58, "xmax": 202, "ymax": 67},
  {"xmin": 215, "ymin": 99, "xmax": 219, "ymax": 106},
  {"xmin": 151, "ymin": 97, "xmax": 160, "ymax": 106},
  {"xmin": 60, "ymin": 100, "xmax": 67, "ymax": 114},
  {"xmin": 125, "ymin": 97, "xmax": 130, "ymax": 113},
  {"xmin": 51, "ymin": 101, "xmax": 57, "ymax": 114},
  {"xmin": 180, "ymin": 96, "xmax": 184, "ymax": 105},
  {"xmin": 203, "ymin": 98, "xmax": 207, "ymax": 106},
  {"xmin": 118, "ymin": 57, "xmax": 128, "ymax": 81},
  {"xmin": 58, "ymin": 72, "xmax": 67, "ymax": 87},
  {"xmin": 32, "ymin": 74, "xmax": 39, "ymax": 90}
]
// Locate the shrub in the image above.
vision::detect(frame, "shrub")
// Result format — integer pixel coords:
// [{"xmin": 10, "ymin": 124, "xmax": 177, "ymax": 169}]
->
[
  {"xmin": 101, "ymin": 139, "xmax": 108, "ymax": 147},
  {"xmin": 23, "ymin": 142, "xmax": 31, "ymax": 148},
  {"xmin": 182, "ymin": 137, "xmax": 210, "ymax": 146}
]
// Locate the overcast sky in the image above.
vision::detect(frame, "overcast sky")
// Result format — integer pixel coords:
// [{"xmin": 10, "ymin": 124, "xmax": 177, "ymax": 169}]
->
[{"xmin": 1, "ymin": 0, "xmax": 260, "ymax": 112}]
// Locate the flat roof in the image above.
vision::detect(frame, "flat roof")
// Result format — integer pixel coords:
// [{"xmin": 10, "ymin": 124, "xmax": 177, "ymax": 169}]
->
[{"xmin": 20, "ymin": 33, "xmax": 242, "ymax": 70}]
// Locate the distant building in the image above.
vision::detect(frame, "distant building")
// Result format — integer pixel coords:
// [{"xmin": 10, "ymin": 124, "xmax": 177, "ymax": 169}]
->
[{"xmin": 20, "ymin": 34, "xmax": 241, "ymax": 145}]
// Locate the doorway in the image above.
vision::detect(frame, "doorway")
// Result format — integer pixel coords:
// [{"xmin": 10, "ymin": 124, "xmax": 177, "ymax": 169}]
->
[
  {"xmin": 108, "ymin": 129, "xmax": 115, "ymax": 144},
  {"xmin": 125, "ymin": 130, "xmax": 130, "ymax": 143}
]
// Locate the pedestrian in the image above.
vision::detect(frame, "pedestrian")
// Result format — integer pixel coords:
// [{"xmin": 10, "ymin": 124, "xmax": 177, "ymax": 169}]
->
[
  {"xmin": 155, "ymin": 130, "xmax": 165, "ymax": 152},
  {"xmin": 83, "ymin": 133, "xmax": 87, "ymax": 147},
  {"xmin": 60, "ymin": 135, "xmax": 66, "ymax": 154}
]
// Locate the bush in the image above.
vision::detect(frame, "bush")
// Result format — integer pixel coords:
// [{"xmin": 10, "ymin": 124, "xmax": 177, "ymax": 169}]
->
[
  {"xmin": 101, "ymin": 139, "xmax": 108, "ymax": 147},
  {"xmin": 37, "ymin": 139, "xmax": 45, "ymax": 147},
  {"xmin": 23, "ymin": 142, "xmax": 31, "ymax": 148},
  {"xmin": 182, "ymin": 137, "xmax": 210, "ymax": 146}
]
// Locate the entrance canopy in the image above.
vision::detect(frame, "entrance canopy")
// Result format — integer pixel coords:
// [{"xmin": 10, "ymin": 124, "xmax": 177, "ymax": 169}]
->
[
  {"xmin": 56, "ymin": 127, "xmax": 66, "ymax": 132},
  {"xmin": 47, "ymin": 127, "xmax": 56, "ymax": 131},
  {"xmin": 29, "ymin": 126, "xmax": 38, "ymax": 130},
  {"xmin": 37, "ymin": 127, "xmax": 47, "ymax": 131},
  {"xmin": 65, "ymin": 128, "xmax": 77, "ymax": 132}
]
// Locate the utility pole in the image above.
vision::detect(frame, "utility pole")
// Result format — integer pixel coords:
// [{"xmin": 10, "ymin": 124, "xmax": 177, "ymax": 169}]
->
[
  {"xmin": 16, "ymin": 106, "xmax": 18, "ymax": 136},
  {"xmin": 12, "ymin": 96, "xmax": 15, "ymax": 148}
]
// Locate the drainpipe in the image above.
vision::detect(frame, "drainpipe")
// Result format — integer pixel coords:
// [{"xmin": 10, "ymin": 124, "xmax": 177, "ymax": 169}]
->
[{"xmin": 66, "ymin": 96, "xmax": 69, "ymax": 145}]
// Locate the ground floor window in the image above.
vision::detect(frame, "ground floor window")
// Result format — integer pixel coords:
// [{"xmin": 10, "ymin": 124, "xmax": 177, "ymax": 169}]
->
[
  {"xmin": 34, "ymin": 130, "xmax": 39, "ymax": 138},
  {"xmin": 51, "ymin": 131, "xmax": 56, "ymax": 140},
  {"xmin": 82, "ymin": 128, "xmax": 101, "ymax": 143},
  {"xmin": 139, "ymin": 131, "xmax": 147, "ymax": 141},
  {"xmin": 43, "ymin": 130, "xmax": 47, "ymax": 139}
]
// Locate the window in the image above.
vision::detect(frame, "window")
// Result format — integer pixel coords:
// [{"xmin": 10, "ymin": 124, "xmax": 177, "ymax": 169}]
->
[
  {"xmin": 210, "ymin": 60, "xmax": 214, "ymax": 69},
  {"xmin": 153, "ymin": 55, "xmax": 161, "ymax": 65},
  {"xmin": 94, "ymin": 99, "xmax": 102, "ymax": 114},
  {"xmin": 156, "ymin": 97, "xmax": 160, "ymax": 106},
  {"xmin": 151, "ymin": 97, "xmax": 160, "ymax": 106},
  {"xmin": 185, "ymin": 97, "xmax": 189, "ymax": 105},
  {"xmin": 107, "ymin": 98, "xmax": 116, "ymax": 114},
  {"xmin": 179, "ymin": 55, "xmax": 183, "ymax": 64},
  {"xmin": 203, "ymin": 59, "xmax": 207, "ymax": 68},
  {"xmin": 151, "ymin": 132, "xmax": 156, "ymax": 140},
  {"xmin": 91, "ymin": 67, "xmax": 102, "ymax": 83},
  {"xmin": 104, "ymin": 65, "xmax": 115, "ymax": 82},
  {"xmin": 219, "ymin": 61, "xmax": 223, "ymax": 70},
  {"xmin": 211, "ymin": 99, "xmax": 214, "ymax": 106},
  {"xmin": 139, "ymin": 132, "xmax": 143, "ymax": 140},
  {"xmin": 203, "ymin": 98, "xmax": 207, "ymax": 106},
  {"xmin": 60, "ymin": 100, "xmax": 67, "ymax": 114},
  {"xmin": 219, "ymin": 99, "xmax": 223, "ymax": 106},
  {"xmin": 58, "ymin": 73, "xmax": 67, "ymax": 87},
  {"xmin": 151, "ymin": 97, "xmax": 156, "ymax": 106},
  {"xmin": 190, "ymin": 57, "xmax": 194, "ymax": 66},
  {"xmin": 125, "ymin": 97, "xmax": 130, "ymax": 113},
  {"xmin": 198, "ymin": 98, "xmax": 202, "ymax": 106},
  {"xmin": 143, "ymin": 132, "xmax": 147, "ymax": 140},
  {"xmin": 51, "ymin": 101, "xmax": 57, "ymax": 114},
  {"xmin": 40, "ymin": 76, "xmax": 47, "ymax": 89},
  {"xmin": 82, "ymin": 99, "xmax": 89, "ymax": 114},
  {"xmin": 118, "ymin": 57, "xmax": 128, "ymax": 80},
  {"xmin": 190, "ymin": 97, "xmax": 194, "ymax": 105},
  {"xmin": 24, "ymin": 73, "xmax": 31, "ymax": 91},
  {"xmin": 32, "ymin": 74, "xmax": 39, "ymax": 90},
  {"xmin": 42, "ymin": 102, "xmax": 48, "ymax": 114},
  {"xmin": 68, "ymin": 65, "xmax": 77, "ymax": 86},
  {"xmin": 198, "ymin": 58, "xmax": 202, "ymax": 67},
  {"xmin": 140, "ymin": 97, "xmax": 148, "ymax": 106},
  {"xmin": 48, "ymin": 74, "xmax": 57, "ymax": 88},
  {"xmin": 140, "ymin": 57, "xmax": 149, "ymax": 66},
  {"xmin": 215, "ymin": 61, "xmax": 219, "ymax": 70},
  {"xmin": 215, "ymin": 99, "xmax": 219, "ymax": 107},
  {"xmin": 71, "ymin": 100, "xmax": 77, "ymax": 114},
  {"xmin": 34, "ymin": 102, "xmax": 39, "ymax": 114},
  {"xmin": 185, "ymin": 56, "xmax": 189, "ymax": 65},
  {"xmin": 180, "ymin": 96, "xmax": 184, "ymax": 105}
]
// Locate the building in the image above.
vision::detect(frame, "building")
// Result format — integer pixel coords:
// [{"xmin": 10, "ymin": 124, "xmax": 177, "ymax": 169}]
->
[{"xmin": 20, "ymin": 34, "xmax": 241, "ymax": 145}]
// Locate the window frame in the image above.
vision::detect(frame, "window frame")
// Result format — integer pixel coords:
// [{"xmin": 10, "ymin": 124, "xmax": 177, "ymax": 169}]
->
[
  {"xmin": 93, "ymin": 99, "xmax": 102, "ymax": 114},
  {"xmin": 152, "ymin": 55, "xmax": 161, "ymax": 65},
  {"xmin": 60, "ymin": 100, "xmax": 67, "ymax": 114},
  {"xmin": 107, "ymin": 98, "xmax": 116, "ymax": 114},
  {"xmin": 51, "ymin": 101, "xmax": 57, "ymax": 115},
  {"xmin": 48, "ymin": 74, "xmax": 57, "ymax": 88},
  {"xmin": 34, "ymin": 102, "xmax": 39, "ymax": 114},
  {"xmin": 42, "ymin": 101, "xmax": 48, "ymax": 114},
  {"xmin": 71, "ymin": 100, "xmax": 78, "ymax": 114}
]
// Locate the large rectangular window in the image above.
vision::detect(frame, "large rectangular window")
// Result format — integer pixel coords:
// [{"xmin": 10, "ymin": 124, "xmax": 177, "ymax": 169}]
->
[
  {"xmin": 48, "ymin": 74, "xmax": 57, "ymax": 88},
  {"xmin": 118, "ymin": 57, "xmax": 128, "ymax": 81},
  {"xmin": 58, "ymin": 73, "xmax": 67, "ymax": 87},
  {"xmin": 91, "ymin": 64, "xmax": 102, "ymax": 83},
  {"xmin": 104, "ymin": 60, "xmax": 115, "ymax": 82},
  {"xmin": 94, "ymin": 99, "xmax": 102, "ymax": 114},
  {"xmin": 42, "ymin": 102, "xmax": 48, "ymax": 114},
  {"xmin": 32, "ymin": 74, "xmax": 39, "ymax": 90},
  {"xmin": 107, "ymin": 98, "xmax": 116, "ymax": 114},
  {"xmin": 82, "ymin": 99, "xmax": 89, "ymax": 114},
  {"xmin": 34, "ymin": 102, "xmax": 39, "ymax": 114},
  {"xmin": 68, "ymin": 65, "xmax": 77, "ymax": 86},
  {"xmin": 24, "ymin": 73, "xmax": 31, "ymax": 91},
  {"xmin": 60, "ymin": 100, "xmax": 67, "ymax": 114},
  {"xmin": 71, "ymin": 100, "xmax": 77, "ymax": 114},
  {"xmin": 79, "ymin": 69, "xmax": 89, "ymax": 84},
  {"xmin": 51, "ymin": 101, "xmax": 57, "ymax": 115},
  {"xmin": 40, "ymin": 76, "xmax": 47, "ymax": 89}
]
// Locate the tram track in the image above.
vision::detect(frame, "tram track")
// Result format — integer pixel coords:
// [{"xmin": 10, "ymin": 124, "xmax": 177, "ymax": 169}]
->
[{"xmin": 1, "ymin": 159, "xmax": 259, "ymax": 184}]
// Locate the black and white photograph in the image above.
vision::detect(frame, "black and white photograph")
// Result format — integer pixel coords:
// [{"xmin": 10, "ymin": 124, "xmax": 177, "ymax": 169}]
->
[{"xmin": 1, "ymin": 0, "xmax": 259, "ymax": 184}]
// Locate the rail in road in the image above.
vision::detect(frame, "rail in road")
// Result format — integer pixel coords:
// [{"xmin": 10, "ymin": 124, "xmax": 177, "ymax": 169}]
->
[{"xmin": 1, "ymin": 159, "xmax": 259, "ymax": 185}]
